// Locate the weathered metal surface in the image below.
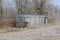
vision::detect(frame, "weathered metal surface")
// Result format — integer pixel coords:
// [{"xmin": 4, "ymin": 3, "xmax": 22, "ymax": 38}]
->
[
  {"xmin": 16, "ymin": 15, "xmax": 46, "ymax": 27},
  {"xmin": 16, "ymin": 15, "xmax": 25, "ymax": 27}
]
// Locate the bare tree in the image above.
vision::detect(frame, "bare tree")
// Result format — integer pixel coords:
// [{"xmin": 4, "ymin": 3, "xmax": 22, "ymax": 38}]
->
[
  {"xmin": 0, "ymin": 0, "xmax": 2, "ymax": 19},
  {"xmin": 35, "ymin": 0, "xmax": 48, "ymax": 16}
]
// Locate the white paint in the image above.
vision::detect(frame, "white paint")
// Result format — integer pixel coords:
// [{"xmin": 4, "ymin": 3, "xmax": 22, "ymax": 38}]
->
[{"xmin": 16, "ymin": 15, "xmax": 45, "ymax": 27}]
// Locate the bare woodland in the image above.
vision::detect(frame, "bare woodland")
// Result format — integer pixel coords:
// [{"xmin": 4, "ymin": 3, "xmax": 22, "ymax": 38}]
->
[{"xmin": 0, "ymin": 0, "xmax": 60, "ymax": 21}]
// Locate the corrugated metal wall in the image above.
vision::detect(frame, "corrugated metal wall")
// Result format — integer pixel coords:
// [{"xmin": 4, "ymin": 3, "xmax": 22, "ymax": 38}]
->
[{"xmin": 16, "ymin": 15, "xmax": 45, "ymax": 27}]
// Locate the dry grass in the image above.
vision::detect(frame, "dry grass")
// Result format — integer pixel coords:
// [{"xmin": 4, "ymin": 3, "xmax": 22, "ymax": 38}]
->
[
  {"xmin": 0, "ymin": 19, "xmax": 60, "ymax": 40},
  {"xmin": 0, "ymin": 23, "xmax": 60, "ymax": 40},
  {"xmin": 0, "ymin": 20, "xmax": 59, "ymax": 40},
  {"xmin": 48, "ymin": 18, "xmax": 55, "ymax": 23},
  {"xmin": 0, "ymin": 19, "xmax": 16, "ymax": 28}
]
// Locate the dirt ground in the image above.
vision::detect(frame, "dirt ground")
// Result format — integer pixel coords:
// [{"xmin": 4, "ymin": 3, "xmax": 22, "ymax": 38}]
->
[{"xmin": 0, "ymin": 22, "xmax": 60, "ymax": 40}]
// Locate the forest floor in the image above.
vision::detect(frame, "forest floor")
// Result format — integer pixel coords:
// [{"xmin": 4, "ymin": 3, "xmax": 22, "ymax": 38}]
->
[{"xmin": 0, "ymin": 22, "xmax": 60, "ymax": 40}]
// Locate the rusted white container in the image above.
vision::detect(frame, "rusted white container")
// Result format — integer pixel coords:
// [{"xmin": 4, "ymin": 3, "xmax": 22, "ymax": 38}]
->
[{"xmin": 16, "ymin": 15, "xmax": 46, "ymax": 27}]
